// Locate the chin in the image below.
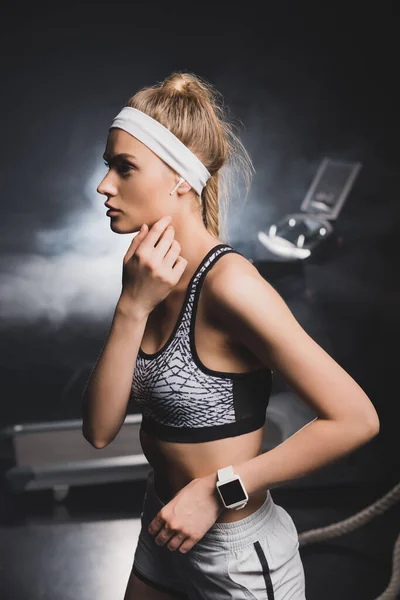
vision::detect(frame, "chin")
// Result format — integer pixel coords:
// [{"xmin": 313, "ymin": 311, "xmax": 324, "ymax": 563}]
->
[{"xmin": 109, "ymin": 218, "xmax": 140, "ymax": 235}]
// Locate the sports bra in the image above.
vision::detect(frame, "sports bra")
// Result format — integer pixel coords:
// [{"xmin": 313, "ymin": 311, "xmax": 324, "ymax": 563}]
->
[{"xmin": 131, "ymin": 243, "xmax": 273, "ymax": 443}]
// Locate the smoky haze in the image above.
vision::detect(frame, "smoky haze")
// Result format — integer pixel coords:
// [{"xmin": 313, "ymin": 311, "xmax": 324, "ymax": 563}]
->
[{"xmin": 0, "ymin": 4, "xmax": 398, "ymax": 484}]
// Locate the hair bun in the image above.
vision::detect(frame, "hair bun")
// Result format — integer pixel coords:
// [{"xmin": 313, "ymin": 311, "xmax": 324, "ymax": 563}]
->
[
  {"xmin": 172, "ymin": 79, "xmax": 188, "ymax": 93},
  {"xmin": 163, "ymin": 72, "xmax": 210, "ymax": 103},
  {"xmin": 126, "ymin": 70, "xmax": 255, "ymax": 242}
]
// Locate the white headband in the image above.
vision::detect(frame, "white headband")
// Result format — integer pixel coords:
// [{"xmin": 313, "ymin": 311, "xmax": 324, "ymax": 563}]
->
[{"xmin": 109, "ymin": 106, "xmax": 211, "ymax": 196}]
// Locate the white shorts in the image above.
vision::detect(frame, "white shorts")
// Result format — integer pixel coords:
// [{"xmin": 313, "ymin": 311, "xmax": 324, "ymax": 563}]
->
[{"xmin": 132, "ymin": 469, "xmax": 306, "ymax": 599}]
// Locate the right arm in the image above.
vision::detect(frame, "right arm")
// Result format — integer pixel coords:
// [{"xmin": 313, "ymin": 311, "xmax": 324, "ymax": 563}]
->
[
  {"xmin": 81, "ymin": 296, "xmax": 149, "ymax": 448},
  {"xmin": 80, "ymin": 215, "xmax": 187, "ymax": 449}
]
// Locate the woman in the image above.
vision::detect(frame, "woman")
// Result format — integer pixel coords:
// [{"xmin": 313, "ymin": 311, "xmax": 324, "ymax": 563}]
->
[{"xmin": 83, "ymin": 71, "xmax": 380, "ymax": 599}]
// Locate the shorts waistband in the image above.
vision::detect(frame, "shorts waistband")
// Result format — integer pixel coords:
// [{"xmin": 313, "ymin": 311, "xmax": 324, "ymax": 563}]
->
[{"xmin": 146, "ymin": 469, "xmax": 277, "ymax": 551}]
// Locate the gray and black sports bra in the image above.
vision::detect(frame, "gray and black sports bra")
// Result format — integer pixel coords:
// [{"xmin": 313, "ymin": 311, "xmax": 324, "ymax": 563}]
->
[{"xmin": 131, "ymin": 243, "xmax": 273, "ymax": 443}]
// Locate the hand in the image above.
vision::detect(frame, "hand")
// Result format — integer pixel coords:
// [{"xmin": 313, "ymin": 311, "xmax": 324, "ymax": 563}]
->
[
  {"xmin": 120, "ymin": 215, "xmax": 188, "ymax": 315},
  {"xmin": 147, "ymin": 473, "xmax": 225, "ymax": 554}
]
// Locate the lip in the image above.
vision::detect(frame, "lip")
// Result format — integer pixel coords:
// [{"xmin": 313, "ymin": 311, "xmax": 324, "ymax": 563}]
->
[{"xmin": 106, "ymin": 209, "xmax": 121, "ymax": 216}]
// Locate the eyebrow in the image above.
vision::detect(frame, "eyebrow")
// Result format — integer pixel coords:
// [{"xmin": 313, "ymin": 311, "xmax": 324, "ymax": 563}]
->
[{"xmin": 102, "ymin": 152, "xmax": 138, "ymax": 161}]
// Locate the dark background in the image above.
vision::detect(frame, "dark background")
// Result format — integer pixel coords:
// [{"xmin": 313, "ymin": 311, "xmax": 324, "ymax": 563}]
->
[{"xmin": 1, "ymin": 2, "xmax": 399, "ymax": 487}]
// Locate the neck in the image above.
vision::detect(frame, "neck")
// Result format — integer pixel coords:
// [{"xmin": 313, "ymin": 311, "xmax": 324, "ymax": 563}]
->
[{"xmin": 168, "ymin": 211, "xmax": 221, "ymax": 295}]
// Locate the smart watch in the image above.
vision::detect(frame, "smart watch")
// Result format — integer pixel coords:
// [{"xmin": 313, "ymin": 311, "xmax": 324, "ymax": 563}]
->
[{"xmin": 216, "ymin": 465, "xmax": 248, "ymax": 510}]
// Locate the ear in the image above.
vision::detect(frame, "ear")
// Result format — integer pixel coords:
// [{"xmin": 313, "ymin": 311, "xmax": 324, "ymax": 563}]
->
[
  {"xmin": 169, "ymin": 173, "xmax": 194, "ymax": 195},
  {"xmin": 175, "ymin": 178, "xmax": 192, "ymax": 194}
]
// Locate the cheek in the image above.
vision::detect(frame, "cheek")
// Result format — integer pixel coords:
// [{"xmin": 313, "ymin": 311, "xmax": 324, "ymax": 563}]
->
[{"xmin": 141, "ymin": 168, "xmax": 172, "ymax": 198}]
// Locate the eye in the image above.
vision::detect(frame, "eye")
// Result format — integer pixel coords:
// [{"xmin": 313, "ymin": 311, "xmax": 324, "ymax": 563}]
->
[
  {"xmin": 118, "ymin": 163, "xmax": 134, "ymax": 175},
  {"xmin": 103, "ymin": 160, "xmax": 134, "ymax": 177}
]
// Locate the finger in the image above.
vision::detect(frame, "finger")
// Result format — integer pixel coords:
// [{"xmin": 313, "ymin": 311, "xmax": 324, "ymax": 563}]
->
[
  {"xmin": 179, "ymin": 539, "xmax": 194, "ymax": 554},
  {"xmin": 123, "ymin": 224, "xmax": 148, "ymax": 263},
  {"xmin": 171, "ymin": 255, "xmax": 188, "ymax": 281},
  {"xmin": 140, "ymin": 215, "xmax": 173, "ymax": 250},
  {"xmin": 152, "ymin": 225, "xmax": 176, "ymax": 261},
  {"xmin": 154, "ymin": 528, "xmax": 173, "ymax": 546},
  {"xmin": 148, "ymin": 514, "xmax": 164, "ymax": 535},
  {"xmin": 162, "ymin": 239, "xmax": 181, "ymax": 269},
  {"xmin": 167, "ymin": 532, "xmax": 187, "ymax": 552}
]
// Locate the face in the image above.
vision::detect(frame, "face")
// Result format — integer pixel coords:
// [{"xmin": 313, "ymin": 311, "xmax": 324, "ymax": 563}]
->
[{"xmin": 97, "ymin": 128, "xmax": 186, "ymax": 233}]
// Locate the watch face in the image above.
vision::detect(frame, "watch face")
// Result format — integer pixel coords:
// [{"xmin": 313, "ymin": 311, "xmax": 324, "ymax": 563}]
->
[{"xmin": 218, "ymin": 478, "xmax": 247, "ymax": 505}]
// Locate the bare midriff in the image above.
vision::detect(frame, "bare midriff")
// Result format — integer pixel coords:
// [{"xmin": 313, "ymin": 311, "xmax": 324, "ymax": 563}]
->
[
  {"xmin": 140, "ymin": 426, "xmax": 268, "ymax": 523},
  {"xmin": 137, "ymin": 251, "xmax": 271, "ymax": 523}
]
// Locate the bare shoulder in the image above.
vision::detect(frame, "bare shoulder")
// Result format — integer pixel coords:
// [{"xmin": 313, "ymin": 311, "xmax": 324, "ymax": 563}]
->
[
  {"xmin": 204, "ymin": 249, "xmax": 270, "ymax": 299},
  {"xmin": 203, "ymin": 250, "xmax": 267, "ymax": 325},
  {"xmin": 203, "ymin": 249, "xmax": 380, "ymax": 430},
  {"xmin": 207, "ymin": 250, "xmax": 259, "ymax": 282}
]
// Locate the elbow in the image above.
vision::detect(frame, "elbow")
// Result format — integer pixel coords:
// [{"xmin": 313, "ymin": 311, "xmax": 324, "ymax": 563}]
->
[
  {"xmin": 359, "ymin": 412, "xmax": 380, "ymax": 440},
  {"xmin": 349, "ymin": 396, "xmax": 380, "ymax": 439},
  {"xmin": 367, "ymin": 416, "xmax": 380, "ymax": 437},
  {"xmin": 365, "ymin": 403, "xmax": 380, "ymax": 436},
  {"xmin": 85, "ymin": 435, "xmax": 109, "ymax": 449},
  {"xmin": 82, "ymin": 425, "xmax": 110, "ymax": 449},
  {"xmin": 339, "ymin": 411, "xmax": 380, "ymax": 445},
  {"xmin": 92, "ymin": 439, "xmax": 109, "ymax": 449}
]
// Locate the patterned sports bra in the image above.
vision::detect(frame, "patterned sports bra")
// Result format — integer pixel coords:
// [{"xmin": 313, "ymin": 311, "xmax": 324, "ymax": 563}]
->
[{"xmin": 131, "ymin": 243, "xmax": 273, "ymax": 443}]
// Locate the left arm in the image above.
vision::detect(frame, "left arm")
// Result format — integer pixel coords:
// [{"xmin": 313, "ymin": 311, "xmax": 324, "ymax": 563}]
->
[{"xmin": 205, "ymin": 255, "xmax": 380, "ymax": 498}]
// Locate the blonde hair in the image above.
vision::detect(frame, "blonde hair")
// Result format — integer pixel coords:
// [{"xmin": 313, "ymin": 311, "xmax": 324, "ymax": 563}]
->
[{"xmin": 125, "ymin": 71, "xmax": 255, "ymax": 243}]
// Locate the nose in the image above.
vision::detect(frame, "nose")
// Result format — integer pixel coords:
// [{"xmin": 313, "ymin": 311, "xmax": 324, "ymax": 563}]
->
[{"xmin": 97, "ymin": 171, "xmax": 117, "ymax": 197}]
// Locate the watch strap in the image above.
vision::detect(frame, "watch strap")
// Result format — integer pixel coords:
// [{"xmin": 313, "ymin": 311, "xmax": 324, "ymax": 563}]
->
[{"xmin": 217, "ymin": 465, "xmax": 234, "ymax": 482}]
